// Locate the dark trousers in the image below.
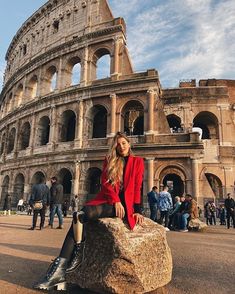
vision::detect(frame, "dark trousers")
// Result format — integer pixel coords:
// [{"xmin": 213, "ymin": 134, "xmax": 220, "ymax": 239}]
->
[
  {"xmin": 149, "ymin": 204, "xmax": 158, "ymax": 221},
  {"xmin": 227, "ymin": 211, "xmax": 235, "ymax": 229},
  {"xmin": 159, "ymin": 210, "xmax": 169, "ymax": 227},
  {"xmin": 60, "ymin": 204, "xmax": 116, "ymax": 260},
  {"xmin": 32, "ymin": 205, "xmax": 46, "ymax": 228}
]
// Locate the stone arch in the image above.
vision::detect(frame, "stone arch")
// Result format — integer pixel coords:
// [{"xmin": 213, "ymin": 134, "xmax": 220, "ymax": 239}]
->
[
  {"xmin": 28, "ymin": 75, "xmax": 38, "ymax": 99},
  {"xmin": 7, "ymin": 127, "xmax": 16, "ymax": 154},
  {"xmin": 205, "ymin": 173, "xmax": 223, "ymax": 198},
  {"xmin": 121, "ymin": 100, "xmax": 144, "ymax": 135},
  {"xmin": 157, "ymin": 165, "xmax": 188, "ymax": 199},
  {"xmin": 193, "ymin": 111, "xmax": 219, "ymax": 139},
  {"xmin": 60, "ymin": 110, "xmax": 76, "ymax": 142},
  {"xmin": 86, "ymin": 104, "xmax": 108, "ymax": 139},
  {"xmin": 31, "ymin": 171, "xmax": 46, "ymax": 185},
  {"xmin": 37, "ymin": 116, "xmax": 50, "ymax": 146},
  {"xmin": 66, "ymin": 56, "xmax": 81, "ymax": 86},
  {"xmin": 167, "ymin": 114, "xmax": 181, "ymax": 132},
  {"xmin": 57, "ymin": 168, "xmax": 73, "ymax": 202},
  {"xmin": 45, "ymin": 65, "xmax": 57, "ymax": 93},
  {"xmin": 12, "ymin": 173, "xmax": 25, "ymax": 207},
  {"xmin": 19, "ymin": 122, "xmax": 31, "ymax": 150},
  {"xmin": 15, "ymin": 84, "xmax": 23, "ymax": 107},
  {"xmin": 0, "ymin": 175, "xmax": 10, "ymax": 209},
  {"xmin": 0, "ymin": 132, "xmax": 6, "ymax": 155},
  {"xmin": 85, "ymin": 167, "xmax": 102, "ymax": 201},
  {"xmin": 91, "ymin": 48, "xmax": 111, "ymax": 80}
]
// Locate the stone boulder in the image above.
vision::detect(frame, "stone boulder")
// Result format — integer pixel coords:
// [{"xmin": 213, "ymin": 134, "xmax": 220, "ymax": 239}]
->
[
  {"xmin": 188, "ymin": 218, "xmax": 207, "ymax": 231},
  {"xmin": 68, "ymin": 217, "xmax": 172, "ymax": 293}
]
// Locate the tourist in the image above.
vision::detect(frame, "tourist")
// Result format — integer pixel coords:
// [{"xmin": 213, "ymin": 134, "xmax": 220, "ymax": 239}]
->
[
  {"xmin": 49, "ymin": 177, "xmax": 64, "ymax": 229},
  {"xmin": 17, "ymin": 198, "xmax": 24, "ymax": 211},
  {"xmin": 158, "ymin": 185, "xmax": 173, "ymax": 231},
  {"xmin": 204, "ymin": 202, "xmax": 212, "ymax": 225},
  {"xmin": 28, "ymin": 178, "xmax": 50, "ymax": 230},
  {"xmin": 34, "ymin": 131, "xmax": 145, "ymax": 291},
  {"xmin": 224, "ymin": 193, "xmax": 235, "ymax": 229},
  {"xmin": 147, "ymin": 186, "xmax": 159, "ymax": 221},
  {"xmin": 3, "ymin": 193, "xmax": 11, "ymax": 216},
  {"xmin": 218, "ymin": 204, "xmax": 226, "ymax": 225},
  {"xmin": 168, "ymin": 196, "xmax": 181, "ymax": 230},
  {"xmin": 179, "ymin": 194, "xmax": 199, "ymax": 232}
]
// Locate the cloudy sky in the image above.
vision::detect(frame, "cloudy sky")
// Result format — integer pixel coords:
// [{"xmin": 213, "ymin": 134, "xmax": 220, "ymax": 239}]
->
[{"xmin": 0, "ymin": 0, "xmax": 235, "ymax": 89}]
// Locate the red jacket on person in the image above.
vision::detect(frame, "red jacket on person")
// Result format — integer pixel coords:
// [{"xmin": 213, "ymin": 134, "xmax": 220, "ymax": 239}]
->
[{"xmin": 85, "ymin": 155, "xmax": 145, "ymax": 230}]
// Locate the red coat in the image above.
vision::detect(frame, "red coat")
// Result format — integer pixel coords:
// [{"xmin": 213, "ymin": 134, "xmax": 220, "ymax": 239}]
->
[{"xmin": 85, "ymin": 155, "xmax": 144, "ymax": 230}]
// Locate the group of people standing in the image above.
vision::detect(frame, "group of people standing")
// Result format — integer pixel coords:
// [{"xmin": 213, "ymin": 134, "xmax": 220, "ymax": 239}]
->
[{"xmin": 147, "ymin": 186, "xmax": 199, "ymax": 232}]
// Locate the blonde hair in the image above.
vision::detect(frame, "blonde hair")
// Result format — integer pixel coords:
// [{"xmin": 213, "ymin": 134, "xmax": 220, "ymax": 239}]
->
[{"xmin": 106, "ymin": 132, "xmax": 133, "ymax": 186}]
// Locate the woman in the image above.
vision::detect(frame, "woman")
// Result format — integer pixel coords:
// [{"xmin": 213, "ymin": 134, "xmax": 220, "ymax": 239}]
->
[{"xmin": 34, "ymin": 132, "xmax": 145, "ymax": 291}]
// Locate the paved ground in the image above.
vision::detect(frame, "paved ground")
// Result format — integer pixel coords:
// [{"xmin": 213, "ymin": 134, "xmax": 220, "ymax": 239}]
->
[{"xmin": 0, "ymin": 214, "xmax": 234, "ymax": 294}]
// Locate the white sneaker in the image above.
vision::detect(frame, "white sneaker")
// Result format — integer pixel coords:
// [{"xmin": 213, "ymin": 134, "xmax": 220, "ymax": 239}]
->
[
  {"xmin": 165, "ymin": 227, "xmax": 170, "ymax": 231},
  {"xmin": 180, "ymin": 229, "xmax": 188, "ymax": 232}
]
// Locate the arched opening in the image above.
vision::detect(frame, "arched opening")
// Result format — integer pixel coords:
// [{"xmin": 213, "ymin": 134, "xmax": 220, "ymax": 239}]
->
[
  {"xmin": 57, "ymin": 168, "xmax": 72, "ymax": 202},
  {"xmin": 86, "ymin": 167, "xmax": 102, "ymax": 201},
  {"xmin": 15, "ymin": 84, "xmax": 23, "ymax": 107},
  {"xmin": 167, "ymin": 114, "xmax": 181, "ymax": 133},
  {"xmin": 163, "ymin": 174, "xmax": 184, "ymax": 200},
  {"xmin": 0, "ymin": 133, "xmax": 6, "ymax": 155},
  {"xmin": 28, "ymin": 75, "xmax": 38, "ymax": 99},
  {"xmin": 37, "ymin": 116, "xmax": 50, "ymax": 146},
  {"xmin": 92, "ymin": 105, "xmax": 107, "ymax": 138},
  {"xmin": 0, "ymin": 175, "xmax": 10, "ymax": 209},
  {"xmin": 31, "ymin": 171, "xmax": 46, "ymax": 185},
  {"xmin": 122, "ymin": 100, "xmax": 144, "ymax": 135},
  {"xmin": 45, "ymin": 66, "xmax": 57, "ymax": 93},
  {"xmin": 205, "ymin": 173, "xmax": 223, "ymax": 198},
  {"xmin": 19, "ymin": 122, "xmax": 31, "ymax": 150},
  {"xmin": 13, "ymin": 173, "xmax": 25, "ymax": 207},
  {"xmin": 60, "ymin": 110, "xmax": 76, "ymax": 142},
  {"xmin": 7, "ymin": 128, "xmax": 16, "ymax": 154},
  {"xmin": 92, "ymin": 48, "xmax": 111, "ymax": 80},
  {"xmin": 193, "ymin": 111, "xmax": 219, "ymax": 139}
]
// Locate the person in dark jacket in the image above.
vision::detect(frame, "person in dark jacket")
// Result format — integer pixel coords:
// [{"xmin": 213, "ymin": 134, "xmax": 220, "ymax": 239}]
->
[
  {"xmin": 49, "ymin": 177, "xmax": 64, "ymax": 229},
  {"xmin": 147, "ymin": 186, "xmax": 158, "ymax": 221},
  {"xmin": 28, "ymin": 178, "xmax": 50, "ymax": 230},
  {"xmin": 3, "ymin": 193, "xmax": 11, "ymax": 216},
  {"xmin": 224, "ymin": 193, "xmax": 235, "ymax": 229}
]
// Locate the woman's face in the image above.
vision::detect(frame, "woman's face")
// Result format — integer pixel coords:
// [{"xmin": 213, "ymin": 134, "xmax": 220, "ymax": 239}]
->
[{"xmin": 116, "ymin": 137, "xmax": 130, "ymax": 157}]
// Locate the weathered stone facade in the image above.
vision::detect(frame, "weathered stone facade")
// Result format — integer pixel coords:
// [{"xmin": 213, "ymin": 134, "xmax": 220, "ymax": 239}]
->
[{"xmin": 0, "ymin": 0, "xmax": 234, "ymax": 210}]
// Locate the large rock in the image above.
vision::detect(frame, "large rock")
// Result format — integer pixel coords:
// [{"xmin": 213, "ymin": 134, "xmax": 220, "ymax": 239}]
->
[{"xmin": 68, "ymin": 218, "xmax": 172, "ymax": 293}]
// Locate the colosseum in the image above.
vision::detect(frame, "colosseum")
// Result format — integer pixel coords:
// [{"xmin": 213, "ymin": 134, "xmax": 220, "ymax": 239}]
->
[{"xmin": 0, "ymin": 0, "xmax": 235, "ymax": 211}]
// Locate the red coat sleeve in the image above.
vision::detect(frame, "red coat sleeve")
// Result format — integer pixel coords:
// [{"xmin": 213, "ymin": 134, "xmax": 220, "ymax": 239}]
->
[
  {"xmin": 134, "ymin": 157, "xmax": 144, "ymax": 204},
  {"xmin": 101, "ymin": 159, "xmax": 120, "ymax": 203}
]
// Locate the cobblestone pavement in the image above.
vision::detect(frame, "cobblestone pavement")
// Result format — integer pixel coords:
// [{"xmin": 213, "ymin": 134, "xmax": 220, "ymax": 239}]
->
[{"xmin": 0, "ymin": 215, "xmax": 234, "ymax": 294}]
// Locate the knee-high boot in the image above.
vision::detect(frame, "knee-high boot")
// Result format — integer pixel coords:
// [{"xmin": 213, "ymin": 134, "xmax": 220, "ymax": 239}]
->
[
  {"xmin": 66, "ymin": 211, "xmax": 85, "ymax": 273},
  {"xmin": 34, "ymin": 257, "xmax": 68, "ymax": 290}
]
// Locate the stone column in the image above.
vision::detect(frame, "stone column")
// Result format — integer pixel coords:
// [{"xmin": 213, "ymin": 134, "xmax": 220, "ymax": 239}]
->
[
  {"xmin": 218, "ymin": 104, "xmax": 231, "ymax": 145},
  {"xmin": 192, "ymin": 159, "xmax": 199, "ymax": 201},
  {"xmin": 81, "ymin": 46, "xmax": 89, "ymax": 87},
  {"xmin": 112, "ymin": 37, "xmax": 121, "ymax": 77},
  {"xmin": 56, "ymin": 57, "xmax": 64, "ymax": 90},
  {"xmin": 109, "ymin": 93, "xmax": 117, "ymax": 137},
  {"xmin": 146, "ymin": 88, "xmax": 155, "ymax": 134},
  {"xmin": 75, "ymin": 100, "xmax": 84, "ymax": 148},
  {"xmin": 49, "ymin": 105, "xmax": 57, "ymax": 149},
  {"xmin": 13, "ymin": 120, "xmax": 20, "ymax": 158},
  {"xmin": 146, "ymin": 158, "xmax": 154, "ymax": 193},
  {"xmin": 29, "ymin": 114, "xmax": 36, "ymax": 154},
  {"xmin": 73, "ymin": 161, "xmax": 81, "ymax": 196}
]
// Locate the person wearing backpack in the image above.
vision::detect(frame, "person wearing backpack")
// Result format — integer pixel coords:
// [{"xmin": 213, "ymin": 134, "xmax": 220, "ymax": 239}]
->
[{"xmin": 28, "ymin": 178, "xmax": 50, "ymax": 230}]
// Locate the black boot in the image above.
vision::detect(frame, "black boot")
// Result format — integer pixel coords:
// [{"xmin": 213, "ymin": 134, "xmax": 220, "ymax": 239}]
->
[
  {"xmin": 66, "ymin": 242, "xmax": 85, "ymax": 273},
  {"xmin": 34, "ymin": 257, "xmax": 68, "ymax": 290}
]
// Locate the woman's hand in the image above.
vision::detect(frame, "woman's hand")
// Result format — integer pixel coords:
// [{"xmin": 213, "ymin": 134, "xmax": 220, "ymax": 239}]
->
[
  {"xmin": 133, "ymin": 213, "xmax": 144, "ymax": 225},
  {"xmin": 115, "ymin": 202, "xmax": 125, "ymax": 219}
]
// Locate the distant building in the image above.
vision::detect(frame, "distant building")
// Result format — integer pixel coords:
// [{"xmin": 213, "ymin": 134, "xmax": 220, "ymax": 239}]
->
[{"xmin": 0, "ymin": 0, "xmax": 234, "ymax": 209}]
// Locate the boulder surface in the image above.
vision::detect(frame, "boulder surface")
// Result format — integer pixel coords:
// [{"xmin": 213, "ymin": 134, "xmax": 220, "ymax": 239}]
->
[{"xmin": 68, "ymin": 217, "xmax": 172, "ymax": 293}]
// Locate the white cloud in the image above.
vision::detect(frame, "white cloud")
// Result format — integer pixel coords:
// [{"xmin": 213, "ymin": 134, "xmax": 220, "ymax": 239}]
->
[{"xmin": 109, "ymin": 0, "xmax": 235, "ymax": 87}]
